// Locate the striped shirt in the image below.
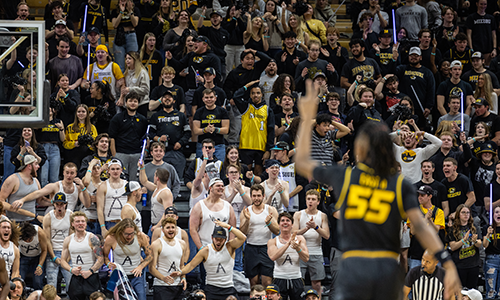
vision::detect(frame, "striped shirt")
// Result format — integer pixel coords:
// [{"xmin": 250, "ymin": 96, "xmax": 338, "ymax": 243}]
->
[
  {"xmin": 405, "ymin": 265, "xmax": 445, "ymax": 300},
  {"xmin": 311, "ymin": 129, "xmax": 338, "ymax": 166}
]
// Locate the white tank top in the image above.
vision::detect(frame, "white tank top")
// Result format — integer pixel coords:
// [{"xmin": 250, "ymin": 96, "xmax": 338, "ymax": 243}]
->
[
  {"xmin": 151, "ymin": 187, "xmax": 170, "ymax": 224},
  {"xmin": 199, "ymin": 200, "xmax": 231, "ymax": 247},
  {"xmin": 113, "ymin": 235, "xmax": 142, "ymax": 274},
  {"xmin": 204, "ymin": 245, "xmax": 234, "ymax": 288},
  {"xmin": 19, "ymin": 225, "xmax": 41, "ymax": 257},
  {"xmin": 83, "ymin": 180, "xmax": 99, "ymax": 220},
  {"xmin": 124, "ymin": 203, "xmax": 143, "ymax": 232},
  {"xmin": 280, "ymin": 163, "xmax": 298, "ymax": 212},
  {"xmin": 263, "ymin": 180, "xmax": 284, "ymax": 214},
  {"xmin": 300, "ymin": 210, "xmax": 323, "ymax": 255},
  {"xmin": 104, "ymin": 180, "xmax": 128, "ymax": 221},
  {"xmin": 247, "ymin": 205, "xmax": 273, "ymax": 246},
  {"xmin": 91, "ymin": 62, "xmax": 117, "ymax": 96},
  {"xmin": 189, "ymin": 182, "xmax": 208, "ymax": 210},
  {"xmin": 0, "ymin": 241, "xmax": 15, "ymax": 278},
  {"xmin": 154, "ymin": 238, "xmax": 183, "ymax": 286},
  {"xmin": 224, "ymin": 186, "xmax": 246, "ymax": 227},
  {"xmin": 68, "ymin": 232, "xmax": 95, "ymax": 271},
  {"xmin": 50, "ymin": 209, "xmax": 72, "ymax": 251},
  {"xmin": 273, "ymin": 237, "xmax": 301, "ymax": 279}
]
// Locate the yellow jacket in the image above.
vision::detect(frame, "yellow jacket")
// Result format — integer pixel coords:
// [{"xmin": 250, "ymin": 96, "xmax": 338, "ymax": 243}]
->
[
  {"xmin": 63, "ymin": 123, "xmax": 98, "ymax": 150},
  {"xmin": 304, "ymin": 19, "xmax": 327, "ymax": 45}
]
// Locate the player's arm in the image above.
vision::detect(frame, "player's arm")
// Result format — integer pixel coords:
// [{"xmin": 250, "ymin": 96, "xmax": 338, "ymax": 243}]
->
[
  {"xmin": 96, "ymin": 183, "xmax": 107, "ymax": 236},
  {"xmin": 0, "ymin": 259, "xmax": 9, "ymax": 300},
  {"xmin": 189, "ymin": 203, "xmax": 203, "ymax": 250},
  {"xmin": 11, "ymin": 246, "xmax": 20, "ymax": 278},
  {"xmin": 295, "ymin": 80, "xmax": 320, "ymax": 179}
]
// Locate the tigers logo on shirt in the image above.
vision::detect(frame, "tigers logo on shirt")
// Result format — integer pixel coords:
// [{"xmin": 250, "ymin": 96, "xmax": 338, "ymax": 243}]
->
[
  {"xmin": 206, "ymin": 114, "xmax": 216, "ymax": 120},
  {"xmin": 193, "ymin": 56, "xmax": 203, "ymax": 63},
  {"xmin": 401, "ymin": 150, "xmax": 416, "ymax": 162},
  {"xmin": 172, "ymin": 121, "xmax": 180, "ymax": 126}
]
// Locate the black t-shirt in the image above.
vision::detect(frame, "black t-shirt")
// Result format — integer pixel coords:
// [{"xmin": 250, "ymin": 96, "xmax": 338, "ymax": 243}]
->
[
  {"xmin": 150, "ymin": 85, "xmax": 186, "ymax": 112},
  {"xmin": 436, "ymin": 79, "xmax": 474, "ymax": 109},
  {"xmin": 470, "ymin": 112, "xmax": 499, "ymax": 136},
  {"xmin": 149, "ymin": 109, "xmax": 191, "ymax": 150},
  {"xmin": 45, "ymin": 18, "xmax": 75, "ymax": 33},
  {"xmin": 369, "ymin": 46, "xmax": 397, "ymax": 76},
  {"xmin": 193, "ymin": 86, "xmax": 227, "ymax": 109},
  {"xmin": 446, "ymin": 225, "xmax": 481, "ymax": 268},
  {"xmin": 142, "ymin": 50, "xmax": 164, "ymax": 92},
  {"xmin": 420, "ymin": 47, "xmax": 442, "ymax": 73},
  {"xmin": 484, "ymin": 224, "xmax": 500, "ymax": 255},
  {"xmin": 193, "ymin": 106, "xmax": 229, "ymax": 145},
  {"xmin": 461, "ymin": 69, "xmax": 500, "ymax": 91},
  {"xmin": 313, "ymin": 163, "xmax": 418, "ymax": 253},
  {"xmin": 274, "ymin": 111, "xmax": 299, "ymax": 128},
  {"xmin": 470, "ymin": 159, "xmax": 495, "ymax": 206},
  {"xmin": 441, "ymin": 173, "xmax": 474, "ymax": 214},
  {"xmin": 414, "ymin": 180, "xmax": 447, "ymax": 209},
  {"xmin": 198, "ymin": 26, "xmax": 229, "ymax": 58},
  {"xmin": 465, "ymin": 12, "xmax": 497, "ymax": 53},
  {"xmin": 340, "ymin": 57, "xmax": 381, "ymax": 85},
  {"xmin": 35, "ymin": 119, "xmax": 63, "ymax": 143}
]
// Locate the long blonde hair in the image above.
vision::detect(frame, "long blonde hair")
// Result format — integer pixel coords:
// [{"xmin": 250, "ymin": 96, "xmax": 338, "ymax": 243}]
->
[
  {"xmin": 474, "ymin": 73, "xmax": 495, "ymax": 111},
  {"xmin": 139, "ymin": 33, "xmax": 156, "ymax": 69},
  {"xmin": 124, "ymin": 51, "xmax": 148, "ymax": 79},
  {"xmin": 290, "ymin": 14, "xmax": 306, "ymax": 44},
  {"xmin": 251, "ymin": 16, "xmax": 265, "ymax": 39}
]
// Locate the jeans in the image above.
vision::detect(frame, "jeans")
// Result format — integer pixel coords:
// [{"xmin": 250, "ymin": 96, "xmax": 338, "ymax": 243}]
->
[
  {"xmin": 196, "ymin": 143, "xmax": 225, "ymax": 162},
  {"xmin": 227, "ymin": 105, "xmax": 241, "ymax": 145},
  {"xmin": 224, "ymin": 45, "xmax": 245, "ymax": 76},
  {"xmin": 164, "ymin": 150, "xmax": 186, "ymax": 179},
  {"xmin": 130, "ymin": 273, "xmax": 147, "ymax": 300},
  {"xmin": 40, "ymin": 143, "xmax": 61, "ymax": 187},
  {"xmin": 20, "ymin": 255, "xmax": 44, "ymax": 290},
  {"xmin": 46, "ymin": 250, "xmax": 72, "ymax": 288},
  {"xmin": 115, "ymin": 152, "xmax": 141, "ymax": 182},
  {"xmin": 2, "ymin": 145, "xmax": 14, "ymax": 186},
  {"xmin": 234, "ymin": 242, "xmax": 244, "ymax": 272},
  {"xmin": 113, "ymin": 32, "xmax": 138, "ymax": 72},
  {"xmin": 408, "ymin": 258, "xmax": 421, "ymax": 271},
  {"xmin": 86, "ymin": 220, "xmax": 101, "ymax": 235},
  {"xmin": 485, "ymin": 254, "xmax": 500, "ymax": 299}
]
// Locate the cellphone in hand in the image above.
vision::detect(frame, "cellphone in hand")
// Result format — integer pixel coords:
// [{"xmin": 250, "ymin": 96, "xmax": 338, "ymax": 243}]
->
[{"xmin": 25, "ymin": 140, "xmax": 30, "ymax": 147}]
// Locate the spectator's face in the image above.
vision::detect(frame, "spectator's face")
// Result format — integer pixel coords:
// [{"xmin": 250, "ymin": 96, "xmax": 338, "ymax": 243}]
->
[
  {"xmin": 397, "ymin": 29, "xmax": 406, "ymax": 40},
  {"xmin": 289, "ymin": 15, "xmax": 298, "ymax": 28},
  {"xmin": 476, "ymin": 123, "xmax": 486, "ymax": 136},
  {"xmin": 449, "ymin": 98, "xmax": 461, "ymax": 113},
  {"xmin": 442, "ymin": 161, "xmax": 456, "ymax": 178},
  {"xmin": 455, "ymin": 39, "xmax": 467, "ymax": 52},
  {"xmin": 90, "ymin": 83, "xmax": 100, "ymax": 97},
  {"xmin": 96, "ymin": 50, "xmax": 108, "ymax": 62},
  {"xmin": 284, "ymin": 36, "xmax": 296, "ymax": 49},
  {"xmin": 306, "ymin": 295, "xmax": 319, "ymax": 300},
  {"xmin": 360, "ymin": 91, "xmax": 374, "ymax": 106},
  {"xmin": 306, "ymin": 195, "xmax": 320, "ymax": 209},
  {"xmin": 441, "ymin": 135, "xmax": 453, "ymax": 149},
  {"xmin": 313, "ymin": 76, "xmax": 326, "ymax": 87},
  {"xmin": 57, "ymin": 40, "xmax": 70, "ymax": 57},
  {"xmin": 421, "ymin": 162, "xmax": 434, "ymax": 177},
  {"xmin": 251, "ymin": 190, "xmax": 264, "ymax": 206},
  {"xmin": 279, "ymin": 216, "xmax": 292, "ymax": 231},
  {"xmin": 474, "ymin": 104, "xmax": 488, "ymax": 116},
  {"xmin": 451, "ymin": 66, "xmax": 462, "ymax": 78},
  {"xmin": 52, "ymin": 5, "xmax": 63, "ymax": 16},
  {"xmin": 315, "ymin": 121, "xmax": 330, "ymax": 137},
  {"xmin": 126, "ymin": 98, "xmax": 139, "ymax": 111},
  {"xmin": 17, "ymin": 4, "xmax": 29, "ymax": 19},
  {"xmin": 250, "ymin": 87, "xmax": 263, "ymax": 104},
  {"xmin": 152, "ymin": 146, "xmax": 165, "ymax": 160},
  {"xmin": 266, "ymin": 0, "xmax": 276, "ymax": 12},
  {"xmin": 122, "ymin": 226, "xmax": 136, "ymax": 243},
  {"xmin": 266, "ymin": 62, "xmax": 277, "ymax": 76},
  {"xmin": 227, "ymin": 148, "xmax": 239, "ymax": 163},
  {"xmin": 161, "ymin": 95, "xmax": 175, "ymax": 108},
  {"xmin": 242, "ymin": 53, "xmax": 255, "ymax": 69},
  {"xmin": 9, "ymin": 281, "xmax": 22, "ymax": 300},
  {"xmin": 408, "ymin": 54, "xmax": 421, "ymax": 65},
  {"xmin": 250, "ymin": 290, "xmax": 266, "ymax": 298},
  {"xmin": 97, "ymin": 137, "xmax": 109, "ymax": 153},
  {"xmin": 211, "ymin": 14, "xmax": 222, "ymax": 26},
  {"xmin": 317, "ymin": 0, "xmax": 327, "ymax": 8},
  {"xmin": 109, "ymin": 164, "xmax": 122, "ymax": 178},
  {"xmin": 162, "ymin": 72, "xmax": 175, "ymax": 82},
  {"xmin": 421, "ymin": 252, "xmax": 438, "ymax": 274},
  {"xmin": 471, "ymin": 58, "xmax": 483, "ymax": 70},
  {"xmin": 58, "ymin": 76, "xmax": 69, "ymax": 89},
  {"xmin": 459, "ymin": 207, "xmax": 471, "ymax": 222},
  {"xmin": 202, "ymin": 92, "xmax": 216, "ymax": 107},
  {"xmin": 22, "ymin": 127, "xmax": 33, "ymax": 141},
  {"xmin": 0, "ymin": 222, "xmax": 12, "ymax": 243},
  {"xmin": 163, "ymin": 222, "xmax": 176, "ymax": 239},
  {"xmin": 478, "ymin": 75, "xmax": 485, "ymax": 88},
  {"xmin": 379, "ymin": 36, "xmax": 391, "ymax": 46},
  {"xmin": 146, "ymin": 36, "xmax": 156, "ymax": 50},
  {"xmin": 26, "ymin": 49, "xmax": 38, "ymax": 62},
  {"xmin": 281, "ymin": 95, "xmax": 294, "ymax": 110},
  {"xmin": 440, "ymin": 61, "xmax": 451, "ymax": 75},
  {"xmin": 327, "ymin": 97, "xmax": 340, "ymax": 110},
  {"xmin": 55, "ymin": 24, "xmax": 67, "ymax": 36},
  {"xmin": 444, "ymin": 9, "xmax": 455, "ymax": 22},
  {"xmin": 478, "ymin": 0, "xmax": 487, "ymax": 12},
  {"xmin": 203, "ymin": 143, "xmax": 215, "ymax": 157},
  {"xmin": 284, "ymin": 76, "xmax": 292, "ymax": 90},
  {"xmin": 63, "ymin": 166, "xmax": 77, "ymax": 182},
  {"xmin": 125, "ymin": 54, "xmax": 135, "ymax": 69},
  {"xmin": 308, "ymin": 44, "xmax": 320, "ymax": 60},
  {"xmin": 385, "ymin": 80, "xmax": 398, "ymax": 92},
  {"xmin": 369, "ymin": 0, "xmax": 378, "ymax": 7},
  {"xmin": 88, "ymin": 32, "xmax": 100, "ymax": 44},
  {"xmin": 419, "ymin": 32, "xmax": 431, "ymax": 47},
  {"xmin": 73, "ymin": 216, "xmax": 88, "ymax": 232},
  {"xmin": 226, "ymin": 166, "xmax": 240, "ymax": 181},
  {"xmin": 327, "ymin": 33, "xmax": 339, "ymax": 44},
  {"xmin": 194, "ymin": 41, "xmax": 206, "ymax": 54},
  {"xmin": 54, "ymin": 202, "xmax": 67, "ymax": 215},
  {"xmin": 266, "ymin": 292, "xmax": 280, "ymax": 300},
  {"xmin": 350, "ymin": 43, "xmax": 362, "ymax": 57}
]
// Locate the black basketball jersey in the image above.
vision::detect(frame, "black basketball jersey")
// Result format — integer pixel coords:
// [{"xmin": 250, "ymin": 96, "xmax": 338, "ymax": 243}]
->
[{"xmin": 313, "ymin": 162, "xmax": 418, "ymax": 254}]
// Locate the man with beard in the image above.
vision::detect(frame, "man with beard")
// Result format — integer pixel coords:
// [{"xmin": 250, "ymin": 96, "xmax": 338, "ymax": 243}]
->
[
  {"xmin": 79, "ymin": 133, "xmax": 117, "ymax": 180},
  {"xmin": 150, "ymin": 217, "xmax": 189, "ymax": 300},
  {"xmin": 13, "ymin": 162, "xmax": 88, "ymax": 213},
  {"xmin": 340, "ymin": 39, "xmax": 381, "ymax": 89},
  {"xmin": 0, "ymin": 155, "xmax": 50, "ymax": 223},
  {"xmin": 150, "ymin": 67, "xmax": 186, "ymax": 113},
  {"xmin": 197, "ymin": 10, "xmax": 229, "ymax": 79},
  {"xmin": 139, "ymin": 161, "xmax": 174, "ymax": 235},
  {"xmin": 151, "ymin": 207, "xmax": 189, "ymax": 245},
  {"xmin": 275, "ymin": 31, "xmax": 307, "ymax": 78},
  {"xmin": 104, "ymin": 218, "xmax": 152, "ymax": 300},
  {"xmin": 436, "ymin": 60, "xmax": 474, "ymax": 116},
  {"xmin": 18, "ymin": 222, "xmax": 49, "ymax": 290},
  {"xmin": 43, "ymin": 192, "xmax": 73, "ymax": 289},
  {"xmin": 240, "ymin": 184, "xmax": 279, "ymax": 287},
  {"xmin": 60, "ymin": 212, "xmax": 103, "ymax": 300},
  {"xmin": 404, "ymin": 250, "xmax": 446, "ymax": 300},
  {"xmin": 295, "ymin": 40, "xmax": 338, "ymax": 91},
  {"xmin": 395, "ymin": 47, "xmax": 436, "ymax": 129},
  {"xmin": 96, "ymin": 159, "xmax": 129, "ymax": 235},
  {"xmin": 390, "ymin": 129, "xmax": 442, "ymax": 183},
  {"xmin": 108, "ymin": 92, "xmax": 149, "ymax": 182},
  {"xmin": 170, "ymin": 221, "xmax": 246, "ymax": 300},
  {"xmin": 268, "ymin": 212, "xmax": 309, "ymax": 300},
  {"xmin": 260, "ymin": 60, "xmax": 279, "ymax": 105},
  {"xmin": 150, "ymin": 90, "xmax": 191, "ymax": 178},
  {"xmin": 0, "ymin": 220, "xmax": 20, "ymax": 278}
]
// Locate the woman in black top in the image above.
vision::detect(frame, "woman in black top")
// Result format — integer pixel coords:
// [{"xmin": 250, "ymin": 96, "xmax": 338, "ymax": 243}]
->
[
  {"xmin": 484, "ymin": 188, "xmax": 500, "ymax": 298},
  {"xmin": 83, "ymin": 80, "xmax": 116, "ymax": 133},
  {"xmin": 243, "ymin": 12, "xmax": 269, "ymax": 52},
  {"xmin": 223, "ymin": 5, "xmax": 247, "ymax": 76},
  {"xmin": 36, "ymin": 104, "xmax": 65, "ymax": 187},
  {"xmin": 10, "ymin": 127, "xmax": 47, "ymax": 171},
  {"xmin": 446, "ymin": 204, "xmax": 482, "ymax": 289},
  {"xmin": 269, "ymin": 73, "xmax": 299, "ymax": 114},
  {"xmin": 50, "ymin": 74, "xmax": 79, "ymax": 127},
  {"xmin": 152, "ymin": 0, "xmax": 177, "ymax": 52},
  {"xmin": 162, "ymin": 10, "xmax": 197, "ymax": 60},
  {"xmin": 220, "ymin": 145, "xmax": 254, "ymax": 186},
  {"xmin": 111, "ymin": 0, "xmax": 140, "ymax": 72}
]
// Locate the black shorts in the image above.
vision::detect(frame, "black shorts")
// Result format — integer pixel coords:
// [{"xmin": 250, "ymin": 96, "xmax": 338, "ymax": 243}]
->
[
  {"xmin": 153, "ymin": 285, "xmax": 184, "ymax": 300},
  {"xmin": 244, "ymin": 244, "xmax": 274, "ymax": 279},
  {"xmin": 273, "ymin": 278, "xmax": 304, "ymax": 300},
  {"xmin": 337, "ymin": 257, "xmax": 403, "ymax": 300},
  {"xmin": 67, "ymin": 273, "xmax": 101, "ymax": 300},
  {"xmin": 204, "ymin": 284, "xmax": 238, "ymax": 300},
  {"xmin": 239, "ymin": 149, "xmax": 264, "ymax": 166}
]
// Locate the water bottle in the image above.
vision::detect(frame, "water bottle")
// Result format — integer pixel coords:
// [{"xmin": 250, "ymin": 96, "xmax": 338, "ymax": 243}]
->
[
  {"xmin": 61, "ymin": 278, "xmax": 66, "ymax": 294},
  {"xmin": 142, "ymin": 193, "xmax": 147, "ymax": 206}
]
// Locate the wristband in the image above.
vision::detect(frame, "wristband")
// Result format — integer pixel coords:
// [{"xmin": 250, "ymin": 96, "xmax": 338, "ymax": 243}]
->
[
  {"xmin": 233, "ymin": 17, "xmax": 237, "ymax": 21},
  {"xmin": 140, "ymin": 167, "xmax": 145, "ymax": 170},
  {"xmin": 201, "ymin": 15, "xmax": 206, "ymax": 18},
  {"xmin": 19, "ymin": 154, "xmax": 24, "ymax": 158},
  {"xmin": 203, "ymin": 157, "xmax": 209, "ymax": 160},
  {"xmin": 64, "ymin": 93, "xmax": 69, "ymax": 99},
  {"xmin": 158, "ymin": 98, "xmax": 162, "ymax": 102},
  {"xmin": 297, "ymin": 248, "xmax": 302, "ymax": 253},
  {"xmin": 264, "ymin": 35, "xmax": 270, "ymax": 38},
  {"xmin": 265, "ymin": 220, "xmax": 272, "ymax": 227},
  {"xmin": 70, "ymin": 267, "xmax": 73, "ymax": 273},
  {"xmin": 81, "ymin": 187, "xmax": 87, "ymax": 192},
  {"xmin": 461, "ymin": 239, "xmax": 465, "ymax": 244},
  {"xmin": 19, "ymin": 94, "xmax": 25, "ymax": 99},
  {"xmin": 87, "ymin": 169, "xmax": 92, "ymax": 173},
  {"xmin": 315, "ymin": 225, "xmax": 319, "ymax": 230},
  {"xmin": 488, "ymin": 237, "xmax": 492, "ymax": 242},
  {"xmin": 229, "ymin": 226, "xmax": 233, "ymax": 232},
  {"xmin": 383, "ymin": 77, "xmax": 387, "ymax": 81},
  {"xmin": 198, "ymin": 246, "xmax": 204, "ymax": 251},
  {"xmin": 106, "ymin": 262, "xmax": 110, "ymax": 268},
  {"xmin": 251, "ymin": 175, "xmax": 255, "ymax": 183},
  {"xmin": 434, "ymin": 249, "xmax": 452, "ymax": 265},
  {"xmin": 52, "ymin": 257, "xmax": 57, "ymax": 262},
  {"xmin": 243, "ymin": 86, "xmax": 247, "ymax": 91},
  {"xmin": 278, "ymin": 190, "xmax": 284, "ymax": 194},
  {"xmin": 431, "ymin": 53, "xmax": 436, "ymax": 56},
  {"xmin": 240, "ymin": 192, "xmax": 246, "ymax": 197},
  {"xmin": 472, "ymin": 137, "xmax": 476, "ymax": 142},
  {"xmin": 100, "ymin": 224, "xmax": 105, "ymax": 228},
  {"xmin": 37, "ymin": 264, "xmax": 42, "ymax": 268}
]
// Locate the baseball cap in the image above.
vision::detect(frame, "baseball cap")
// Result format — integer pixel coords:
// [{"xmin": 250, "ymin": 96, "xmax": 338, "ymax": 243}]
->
[
  {"xmin": 18, "ymin": 155, "xmax": 37, "ymax": 171},
  {"xmin": 475, "ymin": 141, "xmax": 497, "ymax": 159},
  {"xmin": 52, "ymin": 192, "xmax": 67, "ymax": 204},
  {"xmin": 122, "ymin": 181, "xmax": 141, "ymax": 196},
  {"xmin": 409, "ymin": 47, "xmax": 422, "ymax": 56},
  {"xmin": 461, "ymin": 289, "xmax": 482, "ymax": 300},
  {"xmin": 108, "ymin": 158, "xmax": 122, "ymax": 168},
  {"xmin": 313, "ymin": 71, "xmax": 326, "ymax": 79},
  {"xmin": 203, "ymin": 67, "xmax": 216, "ymax": 75},
  {"xmin": 305, "ymin": 289, "xmax": 320, "ymax": 298},
  {"xmin": 55, "ymin": 19, "xmax": 67, "ymax": 26},
  {"xmin": 88, "ymin": 27, "xmax": 100, "ymax": 34},
  {"xmin": 195, "ymin": 35, "xmax": 210, "ymax": 44},
  {"xmin": 379, "ymin": 29, "xmax": 392, "ymax": 37},
  {"xmin": 266, "ymin": 285, "xmax": 280, "ymax": 294},
  {"xmin": 212, "ymin": 226, "xmax": 227, "ymax": 238},
  {"xmin": 450, "ymin": 60, "xmax": 462, "ymax": 68},
  {"xmin": 473, "ymin": 97, "xmax": 488, "ymax": 106},
  {"xmin": 162, "ymin": 90, "xmax": 174, "ymax": 98},
  {"xmin": 472, "ymin": 51, "xmax": 483, "ymax": 59},
  {"xmin": 264, "ymin": 159, "xmax": 280, "ymax": 169},
  {"xmin": 209, "ymin": 178, "xmax": 223, "ymax": 188},
  {"xmin": 165, "ymin": 206, "xmax": 178, "ymax": 215},
  {"xmin": 210, "ymin": 10, "xmax": 223, "ymax": 17},
  {"xmin": 270, "ymin": 141, "xmax": 290, "ymax": 151},
  {"xmin": 417, "ymin": 185, "xmax": 433, "ymax": 195}
]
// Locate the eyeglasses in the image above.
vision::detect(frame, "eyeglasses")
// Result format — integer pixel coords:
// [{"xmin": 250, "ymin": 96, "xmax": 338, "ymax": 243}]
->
[
  {"xmin": 123, "ymin": 231, "xmax": 136, "ymax": 237},
  {"xmin": 460, "ymin": 211, "xmax": 470, "ymax": 215}
]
